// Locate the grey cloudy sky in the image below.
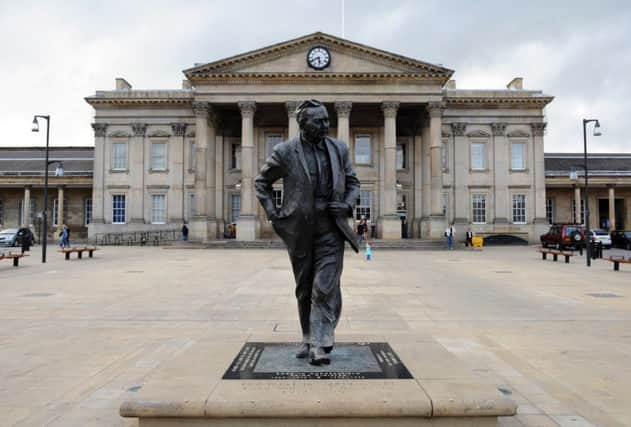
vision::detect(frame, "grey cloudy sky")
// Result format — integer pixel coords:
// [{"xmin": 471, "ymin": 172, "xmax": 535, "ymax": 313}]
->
[{"xmin": 1, "ymin": 0, "xmax": 630, "ymax": 153}]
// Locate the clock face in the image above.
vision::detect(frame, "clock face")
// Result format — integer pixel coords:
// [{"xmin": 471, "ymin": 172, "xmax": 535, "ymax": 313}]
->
[{"xmin": 307, "ymin": 46, "xmax": 331, "ymax": 70}]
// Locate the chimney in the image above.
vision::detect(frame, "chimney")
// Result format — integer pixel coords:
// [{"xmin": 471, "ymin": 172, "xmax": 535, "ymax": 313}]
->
[
  {"xmin": 445, "ymin": 79, "xmax": 456, "ymax": 89},
  {"xmin": 115, "ymin": 78, "xmax": 132, "ymax": 91},
  {"xmin": 506, "ymin": 77, "xmax": 523, "ymax": 90}
]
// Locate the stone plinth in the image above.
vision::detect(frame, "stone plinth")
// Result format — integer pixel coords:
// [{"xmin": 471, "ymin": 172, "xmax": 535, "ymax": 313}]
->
[
  {"xmin": 422, "ymin": 215, "xmax": 447, "ymax": 240},
  {"xmin": 379, "ymin": 215, "xmax": 401, "ymax": 240},
  {"xmin": 120, "ymin": 333, "xmax": 517, "ymax": 426}
]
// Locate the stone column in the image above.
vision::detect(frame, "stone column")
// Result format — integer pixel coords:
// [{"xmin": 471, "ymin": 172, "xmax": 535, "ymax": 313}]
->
[
  {"xmin": 491, "ymin": 123, "xmax": 508, "ymax": 224},
  {"xmin": 609, "ymin": 186, "xmax": 616, "ymax": 231},
  {"xmin": 286, "ymin": 101, "xmax": 300, "ymax": 139},
  {"xmin": 574, "ymin": 186, "xmax": 581, "ymax": 224},
  {"xmin": 413, "ymin": 122, "xmax": 424, "ymax": 238},
  {"xmin": 130, "ymin": 123, "xmax": 146, "ymax": 224},
  {"xmin": 23, "ymin": 186, "xmax": 31, "ymax": 227},
  {"xmin": 380, "ymin": 101, "xmax": 400, "ymax": 239},
  {"xmin": 335, "ymin": 101, "xmax": 352, "ymax": 144},
  {"xmin": 531, "ymin": 122, "xmax": 548, "ymax": 240},
  {"xmin": 237, "ymin": 101, "xmax": 257, "ymax": 240},
  {"xmin": 91, "ymin": 123, "xmax": 107, "ymax": 230},
  {"xmin": 428, "ymin": 102, "xmax": 446, "ymax": 239},
  {"xmin": 190, "ymin": 102, "xmax": 213, "ymax": 241},
  {"xmin": 452, "ymin": 123, "xmax": 468, "ymax": 225},
  {"xmin": 57, "ymin": 186, "xmax": 64, "ymax": 227},
  {"xmin": 170, "ymin": 123, "xmax": 187, "ymax": 224},
  {"xmin": 215, "ymin": 118, "xmax": 225, "ymax": 237}
]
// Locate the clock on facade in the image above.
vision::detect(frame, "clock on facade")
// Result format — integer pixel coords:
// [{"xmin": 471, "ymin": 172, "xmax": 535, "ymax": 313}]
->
[{"xmin": 307, "ymin": 46, "xmax": 331, "ymax": 70}]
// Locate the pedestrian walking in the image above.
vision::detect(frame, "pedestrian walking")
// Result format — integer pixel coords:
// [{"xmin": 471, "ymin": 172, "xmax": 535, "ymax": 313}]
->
[
  {"xmin": 357, "ymin": 216, "xmax": 367, "ymax": 243},
  {"xmin": 365, "ymin": 242, "xmax": 372, "ymax": 261},
  {"xmin": 59, "ymin": 225, "xmax": 70, "ymax": 248},
  {"xmin": 465, "ymin": 228, "xmax": 473, "ymax": 248},
  {"xmin": 445, "ymin": 223, "xmax": 455, "ymax": 250},
  {"xmin": 181, "ymin": 223, "xmax": 189, "ymax": 241}
]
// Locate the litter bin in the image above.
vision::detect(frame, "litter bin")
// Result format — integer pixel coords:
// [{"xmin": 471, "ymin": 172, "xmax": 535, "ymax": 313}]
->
[
  {"xmin": 591, "ymin": 241, "xmax": 603, "ymax": 259},
  {"xmin": 371, "ymin": 223, "xmax": 377, "ymax": 239}
]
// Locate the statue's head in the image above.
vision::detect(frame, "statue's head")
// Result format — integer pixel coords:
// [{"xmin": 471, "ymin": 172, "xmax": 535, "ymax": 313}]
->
[{"xmin": 297, "ymin": 99, "xmax": 329, "ymax": 142}]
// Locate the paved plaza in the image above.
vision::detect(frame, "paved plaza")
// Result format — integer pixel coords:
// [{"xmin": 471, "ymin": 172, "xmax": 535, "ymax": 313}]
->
[{"xmin": 1, "ymin": 245, "xmax": 630, "ymax": 426}]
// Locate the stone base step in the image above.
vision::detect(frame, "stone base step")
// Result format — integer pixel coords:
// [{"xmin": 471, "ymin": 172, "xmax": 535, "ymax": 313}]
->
[
  {"xmin": 120, "ymin": 332, "xmax": 517, "ymax": 427},
  {"xmin": 168, "ymin": 239, "xmax": 447, "ymax": 250}
]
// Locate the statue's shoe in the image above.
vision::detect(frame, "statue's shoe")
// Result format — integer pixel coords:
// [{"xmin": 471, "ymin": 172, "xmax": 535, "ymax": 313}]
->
[
  {"xmin": 308, "ymin": 347, "xmax": 331, "ymax": 366},
  {"xmin": 295, "ymin": 343, "xmax": 310, "ymax": 359}
]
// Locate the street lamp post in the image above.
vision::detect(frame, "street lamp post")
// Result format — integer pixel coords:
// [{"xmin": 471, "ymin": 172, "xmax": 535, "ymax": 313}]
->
[
  {"xmin": 32, "ymin": 115, "xmax": 64, "ymax": 263},
  {"xmin": 582, "ymin": 118, "xmax": 601, "ymax": 267}
]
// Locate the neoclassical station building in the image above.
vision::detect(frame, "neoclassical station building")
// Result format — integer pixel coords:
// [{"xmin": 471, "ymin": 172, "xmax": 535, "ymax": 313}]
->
[{"xmin": 81, "ymin": 32, "xmax": 555, "ymax": 242}]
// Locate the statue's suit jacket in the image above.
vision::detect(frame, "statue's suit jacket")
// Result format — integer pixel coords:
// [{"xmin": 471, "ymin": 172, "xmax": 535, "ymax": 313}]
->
[{"xmin": 255, "ymin": 136, "xmax": 360, "ymax": 255}]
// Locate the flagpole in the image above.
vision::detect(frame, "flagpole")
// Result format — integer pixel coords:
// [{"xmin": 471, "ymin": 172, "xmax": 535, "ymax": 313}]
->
[{"xmin": 341, "ymin": 0, "xmax": 345, "ymax": 38}]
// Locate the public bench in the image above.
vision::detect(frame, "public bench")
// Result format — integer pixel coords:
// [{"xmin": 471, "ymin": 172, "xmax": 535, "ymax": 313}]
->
[
  {"xmin": 58, "ymin": 246, "xmax": 98, "ymax": 260},
  {"xmin": 0, "ymin": 252, "xmax": 29, "ymax": 267},
  {"xmin": 537, "ymin": 248, "xmax": 574, "ymax": 264},
  {"xmin": 606, "ymin": 256, "xmax": 631, "ymax": 271}
]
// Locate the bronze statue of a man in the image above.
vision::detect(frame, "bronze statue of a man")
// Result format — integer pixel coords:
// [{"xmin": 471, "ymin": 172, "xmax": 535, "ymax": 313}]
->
[{"xmin": 255, "ymin": 100, "xmax": 360, "ymax": 365}]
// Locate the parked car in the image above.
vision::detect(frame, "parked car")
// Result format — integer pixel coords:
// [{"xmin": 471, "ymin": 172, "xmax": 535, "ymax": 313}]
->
[
  {"xmin": 540, "ymin": 224, "xmax": 585, "ymax": 250},
  {"xmin": 611, "ymin": 230, "xmax": 631, "ymax": 250},
  {"xmin": 0, "ymin": 228, "xmax": 19, "ymax": 246},
  {"xmin": 589, "ymin": 229, "xmax": 611, "ymax": 249}
]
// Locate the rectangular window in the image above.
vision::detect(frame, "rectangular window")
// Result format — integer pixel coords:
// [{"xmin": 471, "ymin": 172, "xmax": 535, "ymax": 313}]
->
[
  {"xmin": 272, "ymin": 190, "xmax": 283, "ymax": 209},
  {"xmin": 355, "ymin": 191, "xmax": 372, "ymax": 220},
  {"xmin": 512, "ymin": 194, "xmax": 527, "ymax": 224},
  {"xmin": 112, "ymin": 142, "xmax": 128, "ymax": 170},
  {"xmin": 151, "ymin": 194, "xmax": 167, "ymax": 224},
  {"xmin": 546, "ymin": 198, "xmax": 554, "ymax": 225},
  {"xmin": 472, "ymin": 194, "xmax": 487, "ymax": 224},
  {"xmin": 396, "ymin": 143, "xmax": 406, "ymax": 169},
  {"xmin": 230, "ymin": 194, "xmax": 241, "ymax": 224},
  {"xmin": 471, "ymin": 142, "xmax": 486, "ymax": 170},
  {"xmin": 84, "ymin": 199, "xmax": 92, "ymax": 226},
  {"xmin": 188, "ymin": 193, "xmax": 196, "ymax": 221},
  {"xmin": 354, "ymin": 135, "xmax": 371, "ymax": 165},
  {"xmin": 442, "ymin": 191, "xmax": 449, "ymax": 218},
  {"xmin": 18, "ymin": 200, "xmax": 35, "ymax": 226},
  {"xmin": 112, "ymin": 195, "xmax": 126, "ymax": 224},
  {"xmin": 572, "ymin": 199, "xmax": 585, "ymax": 224},
  {"xmin": 52, "ymin": 199, "xmax": 67, "ymax": 227},
  {"xmin": 151, "ymin": 143, "xmax": 167, "ymax": 171},
  {"xmin": 231, "ymin": 143, "xmax": 241, "ymax": 170},
  {"xmin": 189, "ymin": 141, "xmax": 196, "ymax": 171},
  {"xmin": 511, "ymin": 142, "xmax": 525, "ymax": 170},
  {"xmin": 266, "ymin": 134, "xmax": 283, "ymax": 159}
]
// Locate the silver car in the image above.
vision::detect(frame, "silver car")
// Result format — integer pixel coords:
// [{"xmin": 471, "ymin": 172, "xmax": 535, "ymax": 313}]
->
[
  {"xmin": 590, "ymin": 229, "xmax": 612, "ymax": 249},
  {"xmin": 0, "ymin": 228, "xmax": 19, "ymax": 246}
]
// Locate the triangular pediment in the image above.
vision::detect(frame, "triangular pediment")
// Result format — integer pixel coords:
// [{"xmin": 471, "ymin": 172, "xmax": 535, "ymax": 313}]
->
[
  {"xmin": 108, "ymin": 130, "xmax": 131, "ymax": 138},
  {"xmin": 466, "ymin": 130, "xmax": 491, "ymax": 138},
  {"xmin": 507, "ymin": 129, "xmax": 530, "ymax": 138},
  {"xmin": 184, "ymin": 32, "xmax": 453, "ymax": 81},
  {"xmin": 148, "ymin": 130, "xmax": 171, "ymax": 138}
]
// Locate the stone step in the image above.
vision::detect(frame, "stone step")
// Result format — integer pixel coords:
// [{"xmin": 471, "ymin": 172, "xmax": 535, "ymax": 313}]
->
[{"xmin": 192, "ymin": 239, "xmax": 446, "ymax": 250}]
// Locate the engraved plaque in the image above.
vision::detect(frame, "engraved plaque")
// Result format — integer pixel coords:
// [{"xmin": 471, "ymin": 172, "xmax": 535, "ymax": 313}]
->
[{"xmin": 223, "ymin": 342, "xmax": 413, "ymax": 380}]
